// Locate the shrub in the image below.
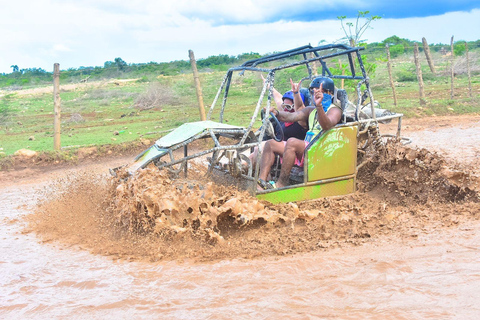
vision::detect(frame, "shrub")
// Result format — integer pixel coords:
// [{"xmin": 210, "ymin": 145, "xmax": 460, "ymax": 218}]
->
[
  {"xmin": 454, "ymin": 44, "xmax": 466, "ymax": 56},
  {"xmin": 389, "ymin": 44, "xmax": 405, "ymax": 58},
  {"xmin": 134, "ymin": 82, "xmax": 179, "ymax": 110},
  {"xmin": 396, "ymin": 69, "xmax": 417, "ymax": 82}
]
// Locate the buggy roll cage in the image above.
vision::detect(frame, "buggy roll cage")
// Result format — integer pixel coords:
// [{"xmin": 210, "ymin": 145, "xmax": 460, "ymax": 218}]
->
[
  {"xmin": 116, "ymin": 43, "xmax": 406, "ymax": 194},
  {"xmin": 205, "ymin": 43, "xmax": 386, "ymax": 145}
]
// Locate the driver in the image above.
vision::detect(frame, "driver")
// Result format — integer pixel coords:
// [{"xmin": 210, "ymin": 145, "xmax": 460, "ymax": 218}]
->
[
  {"xmin": 270, "ymin": 89, "xmax": 308, "ymax": 141},
  {"xmin": 257, "ymin": 76, "xmax": 343, "ymax": 190},
  {"xmin": 261, "ymin": 76, "xmax": 309, "ymax": 141},
  {"xmin": 246, "ymin": 78, "xmax": 309, "ymax": 169}
]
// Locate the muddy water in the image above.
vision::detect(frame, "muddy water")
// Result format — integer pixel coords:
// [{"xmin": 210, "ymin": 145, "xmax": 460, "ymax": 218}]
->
[
  {"xmin": 406, "ymin": 122, "xmax": 480, "ymax": 168},
  {"xmin": 2, "ymin": 184, "xmax": 480, "ymax": 319},
  {"xmin": 2, "ymin": 120, "xmax": 480, "ymax": 319}
]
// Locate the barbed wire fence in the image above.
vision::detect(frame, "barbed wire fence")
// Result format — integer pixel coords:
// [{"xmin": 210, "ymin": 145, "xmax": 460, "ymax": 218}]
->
[{"xmin": 334, "ymin": 37, "xmax": 478, "ymax": 111}]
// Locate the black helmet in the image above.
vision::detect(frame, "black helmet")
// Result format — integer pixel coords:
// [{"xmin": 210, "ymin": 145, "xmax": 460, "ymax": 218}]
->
[{"xmin": 309, "ymin": 76, "xmax": 335, "ymax": 94}]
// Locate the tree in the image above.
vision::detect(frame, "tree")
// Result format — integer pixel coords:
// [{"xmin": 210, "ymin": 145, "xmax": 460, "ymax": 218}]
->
[
  {"xmin": 104, "ymin": 61, "xmax": 115, "ymax": 68},
  {"xmin": 382, "ymin": 35, "xmax": 408, "ymax": 46},
  {"xmin": 453, "ymin": 43, "xmax": 466, "ymax": 56},
  {"xmin": 389, "ymin": 44, "xmax": 405, "ymax": 58},
  {"xmin": 10, "ymin": 65, "xmax": 19, "ymax": 73},
  {"xmin": 114, "ymin": 57, "xmax": 127, "ymax": 71},
  {"xmin": 337, "ymin": 11, "xmax": 381, "ymax": 47}
]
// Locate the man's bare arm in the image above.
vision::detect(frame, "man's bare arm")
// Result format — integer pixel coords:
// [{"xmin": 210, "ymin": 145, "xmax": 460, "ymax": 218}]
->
[
  {"xmin": 316, "ymin": 106, "xmax": 342, "ymax": 131},
  {"xmin": 271, "ymin": 106, "xmax": 314, "ymax": 123},
  {"xmin": 312, "ymin": 85, "xmax": 342, "ymax": 131}
]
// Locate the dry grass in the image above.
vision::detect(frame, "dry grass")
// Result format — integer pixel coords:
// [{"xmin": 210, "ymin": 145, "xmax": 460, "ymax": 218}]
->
[{"xmin": 134, "ymin": 82, "xmax": 178, "ymax": 110}]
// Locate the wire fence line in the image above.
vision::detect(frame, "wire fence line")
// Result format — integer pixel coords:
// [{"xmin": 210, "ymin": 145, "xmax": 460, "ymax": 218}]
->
[{"xmin": 329, "ymin": 41, "xmax": 478, "ymax": 109}]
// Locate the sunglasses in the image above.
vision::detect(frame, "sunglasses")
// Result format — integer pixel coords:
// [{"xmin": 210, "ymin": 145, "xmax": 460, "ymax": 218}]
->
[{"xmin": 282, "ymin": 103, "xmax": 294, "ymax": 112}]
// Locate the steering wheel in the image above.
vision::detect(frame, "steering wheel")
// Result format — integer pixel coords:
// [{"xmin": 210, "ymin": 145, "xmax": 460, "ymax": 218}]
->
[{"xmin": 261, "ymin": 109, "xmax": 284, "ymax": 142}]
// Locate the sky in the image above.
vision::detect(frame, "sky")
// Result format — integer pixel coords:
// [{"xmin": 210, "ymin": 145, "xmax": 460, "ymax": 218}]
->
[{"xmin": 1, "ymin": 0, "xmax": 479, "ymax": 74}]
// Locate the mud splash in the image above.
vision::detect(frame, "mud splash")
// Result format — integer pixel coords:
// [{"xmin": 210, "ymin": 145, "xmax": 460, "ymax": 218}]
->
[{"xmin": 29, "ymin": 141, "xmax": 480, "ymax": 262}]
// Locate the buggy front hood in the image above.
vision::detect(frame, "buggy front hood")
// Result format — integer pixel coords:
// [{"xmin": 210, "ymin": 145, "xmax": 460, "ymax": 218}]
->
[{"xmin": 155, "ymin": 120, "xmax": 245, "ymax": 148}]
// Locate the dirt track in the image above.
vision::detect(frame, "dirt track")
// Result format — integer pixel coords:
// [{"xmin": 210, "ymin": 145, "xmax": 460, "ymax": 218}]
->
[{"xmin": 1, "ymin": 114, "xmax": 480, "ymax": 318}]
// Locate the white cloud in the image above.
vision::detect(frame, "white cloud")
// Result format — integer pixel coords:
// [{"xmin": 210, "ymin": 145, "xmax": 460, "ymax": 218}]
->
[
  {"xmin": 0, "ymin": 1, "xmax": 479, "ymax": 73},
  {"xmin": 364, "ymin": 9, "xmax": 480, "ymax": 44},
  {"xmin": 53, "ymin": 44, "xmax": 72, "ymax": 53}
]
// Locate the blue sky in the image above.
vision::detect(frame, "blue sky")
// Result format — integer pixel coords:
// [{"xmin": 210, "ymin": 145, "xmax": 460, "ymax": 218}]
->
[{"xmin": 1, "ymin": 0, "xmax": 479, "ymax": 74}]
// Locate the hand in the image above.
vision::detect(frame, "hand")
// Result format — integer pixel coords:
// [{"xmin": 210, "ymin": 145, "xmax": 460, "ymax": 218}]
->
[
  {"xmin": 290, "ymin": 78, "xmax": 302, "ymax": 93},
  {"xmin": 264, "ymin": 106, "xmax": 278, "ymax": 117},
  {"xmin": 313, "ymin": 83, "xmax": 324, "ymax": 108}
]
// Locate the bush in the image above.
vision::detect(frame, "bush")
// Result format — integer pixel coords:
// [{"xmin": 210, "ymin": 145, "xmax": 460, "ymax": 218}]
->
[
  {"xmin": 389, "ymin": 44, "xmax": 405, "ymax": 58},
  {"xmin": 396, "ymin": 69, "xmax": 417, "ymax": 82},
  {"xmin": 134, "ymin": 82, "xmax": 179, "ymax": 110},
  {"xmin": 136, "ymin": 76, "xmax": 150, "ymax": 83},
  {"xmin": 454, "ymin": 44, "xmax": 466, "ymax": 56}
]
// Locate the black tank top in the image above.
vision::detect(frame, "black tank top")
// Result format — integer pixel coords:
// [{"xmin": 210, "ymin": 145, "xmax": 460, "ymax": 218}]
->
[
  {"xmin": 282, "ymin": 121, "xmax": 308, "ymax": 140},
  {"xmin": 263, "ymin": 120, "xmax": 308, "ymax": 141}
]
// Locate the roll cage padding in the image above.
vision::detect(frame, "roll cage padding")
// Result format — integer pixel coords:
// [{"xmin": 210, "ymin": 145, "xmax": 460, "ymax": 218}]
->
[{"xmin": 334, "ymin": 89, "xmax": 348, "ymax": 111}]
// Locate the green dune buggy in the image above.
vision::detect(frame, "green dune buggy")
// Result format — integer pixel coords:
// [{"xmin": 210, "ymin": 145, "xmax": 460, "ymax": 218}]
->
[{"xmin": 112, "ymin": 44, "xmax": 407, "ymax": 204}]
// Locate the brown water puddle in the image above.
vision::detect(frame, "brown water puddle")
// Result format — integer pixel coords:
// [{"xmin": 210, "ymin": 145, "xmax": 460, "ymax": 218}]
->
[{"xmin": 1, "ymin": 184, "xmax": 480, "ymax": 318}]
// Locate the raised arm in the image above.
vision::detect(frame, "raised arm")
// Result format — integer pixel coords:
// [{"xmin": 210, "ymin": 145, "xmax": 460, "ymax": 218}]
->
[
  {"xmin": 312, "ymin": 84, "xmax": 342, "ymax": 131},
  {"xmin": 290, "ymin": 78, "xmax": 305, "ymax": 111},
  {"xmin": 262, "ymin": 74, "xmax": 283, "ymax": 110}
]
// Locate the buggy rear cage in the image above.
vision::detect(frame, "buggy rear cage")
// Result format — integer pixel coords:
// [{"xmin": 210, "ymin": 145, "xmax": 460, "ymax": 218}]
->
[
  {"xmin": 207, "ymin": 43, "xmax": 371, "ymax": 142},
  {"xmin": 239, "ymin": 44, "xmax": 366, "ymax": 80}
]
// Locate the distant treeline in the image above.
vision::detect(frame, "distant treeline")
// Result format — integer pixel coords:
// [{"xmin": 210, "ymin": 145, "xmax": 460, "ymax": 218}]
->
[
  {"xmin": 1, "ymin": 36, "xmax": 479, "ymax": 89},
  {"xmin": 0, "ymin": 52, "xmax": 262, "ymax": 88},
  {"xmin": 365, "ymin": 36, "xmax": 480, "ymax": 57}
]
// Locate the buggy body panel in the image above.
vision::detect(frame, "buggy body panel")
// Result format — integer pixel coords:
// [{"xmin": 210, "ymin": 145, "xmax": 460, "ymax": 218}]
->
[
  {"xmin": 256, "ymin": 124, "xmax": 357, "ymax": 204},
  {"xmin": 305, "ymin": 125, "xmax": 358, "ymax": 182},
  {"xmin": 155, "ymin": 120, "xmax": 245, "ymax": 148}
]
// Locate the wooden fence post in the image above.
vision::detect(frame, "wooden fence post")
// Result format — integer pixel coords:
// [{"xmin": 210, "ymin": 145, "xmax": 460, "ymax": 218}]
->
[
  {"xmin": 413, "ymin": 43, "xmax": 426, "ymax": 105},
  {"xmin": 386, "ymin": 45, "xmax": 397, "ymax": 107},
  {"xmin": 422, "ymin": 37, "xmax": 436, "ymax": 74},
  {"xmin": 450, "ymin": 36, "xmax": 455, "ymax": 99},
  {"xmin": 465, "ymin": 42, "xmax": 472, "ymax": 98},
  {"xmin": 53, "ymin": 63, "xmax": 61, "ymax": 150},
  {"xmin": 188, "ymin": 50, "xmax": 206, "ymax": 121}
]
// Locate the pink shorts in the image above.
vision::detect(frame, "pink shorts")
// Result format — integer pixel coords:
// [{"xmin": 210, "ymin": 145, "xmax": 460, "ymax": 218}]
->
[{"xmin": 281, "ymin": 141, "xmax": 309, "ymax": 167}]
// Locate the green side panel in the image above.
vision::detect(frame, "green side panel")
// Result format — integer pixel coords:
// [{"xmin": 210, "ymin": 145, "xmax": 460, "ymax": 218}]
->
[
  {"xmin": 306, "ymin": 126, "xmax": 357, "ymax": 182},
  {"xmin": 256, "ymin": 178, "xmax": 355, "ymax": 204},
  {"xmin": 155, "ymin": 120, "xmax": 244, "ymax": 148}
]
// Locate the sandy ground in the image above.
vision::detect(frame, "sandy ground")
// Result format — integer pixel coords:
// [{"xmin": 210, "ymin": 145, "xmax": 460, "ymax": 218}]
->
[{"xmin": 1, "ymin": 114, "xmax": 480, "ymax": 318}]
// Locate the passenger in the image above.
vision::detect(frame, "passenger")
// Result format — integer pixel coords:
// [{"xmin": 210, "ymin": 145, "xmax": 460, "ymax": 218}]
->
[
  {"xmin": 247, "ymin": 78, "xmax": 309, "ymax": 169},
  {"xmin": 256, "ymin": 76, "xmax": 343, "ymax": 191}
]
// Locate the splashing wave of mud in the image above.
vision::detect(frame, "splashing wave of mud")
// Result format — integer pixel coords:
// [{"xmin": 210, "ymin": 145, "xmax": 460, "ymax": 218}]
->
[
  {"xmin": 358, "ymin": 141, "xmax": 479, "ymax": 203},
  {"xmin": 29, "ymin": 141, "xmax": 479, "ymax": 262},
  {"xmin": 110, "ymin": 167, "xmax": 298, "ymax": 241}
]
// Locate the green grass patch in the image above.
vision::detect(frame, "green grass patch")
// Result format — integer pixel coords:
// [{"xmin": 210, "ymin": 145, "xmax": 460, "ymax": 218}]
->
[{"xmin": 1, "ymin": 49, "xmax": 479, "ymax": 157}]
